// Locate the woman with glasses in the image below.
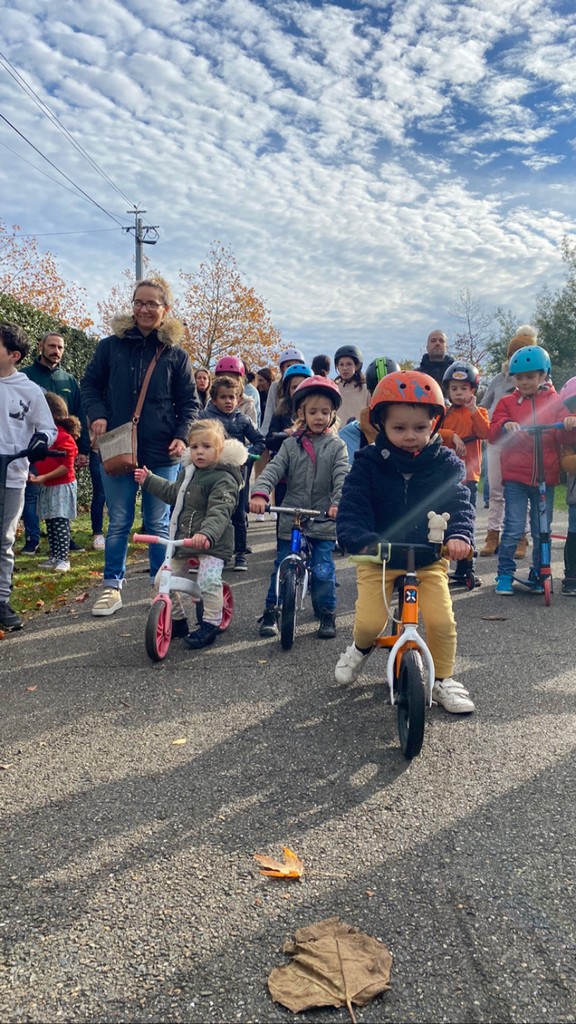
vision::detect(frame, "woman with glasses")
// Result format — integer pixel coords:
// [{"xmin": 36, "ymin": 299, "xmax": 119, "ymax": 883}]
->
[{"xmin": 81, "ymin": 276, "xmax": 200, "ymax": 617}]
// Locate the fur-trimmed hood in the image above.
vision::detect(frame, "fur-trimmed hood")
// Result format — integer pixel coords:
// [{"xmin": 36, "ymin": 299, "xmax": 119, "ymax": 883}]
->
[
  {"xmin": 110, "ymin": 313, "xmax": 184, "ymax": 347},
  {"xmin": 180, "ymin": 437, "xmax": 248, "ymax": 470}
]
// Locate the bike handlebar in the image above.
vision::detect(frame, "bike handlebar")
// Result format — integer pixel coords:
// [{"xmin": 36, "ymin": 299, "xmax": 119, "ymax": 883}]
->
[
  {"xmin": 132, "ymin": 533, "xmax": 195, "ymax": 547},
  {"xmin": 349, "ymin": 541, "xmax": 443, "ymax": 564},
  {"xmin": 519, "ymin": 422, "xmax": 564, "ymax": 432},
  {"xmin": 266, "ymin": 504, "xmax": 323, "ymax": 517}
]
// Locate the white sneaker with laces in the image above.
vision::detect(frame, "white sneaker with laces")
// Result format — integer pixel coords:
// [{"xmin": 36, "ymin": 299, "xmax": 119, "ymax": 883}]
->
[
  {"xmin": 92, "ymin": 534, "xmax": 105, "ymax": 550},
  {"xmin": 432, "ymin": 678, "xmax": 475, "ymax": 714},
  {"xmin": 335, "ymin": 643, "xmax": 372, "ymax": 684},
  {"xmin": 92, "ymin": 587, "xmax": 122, "ymax": 617},
  {"xmin": 54, "ymin": 560, "xmax": 71, "ymax": 572},
  {"xmin": 255, "ymin": 513, "xmax": 266, "ymax": 522}
]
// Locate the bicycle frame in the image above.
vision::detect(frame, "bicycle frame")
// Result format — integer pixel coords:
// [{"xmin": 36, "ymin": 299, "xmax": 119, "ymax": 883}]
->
[
  {"xmin": 133, "ymin": 533, "xmax": 203, "ymax": 613},
  {"xmin": 267, "ymin": 505, "xmax": 321, "ymax": 609},
  {"xmin": 351, "ymin": 541, "xmax": 439, "ymax": 707}
]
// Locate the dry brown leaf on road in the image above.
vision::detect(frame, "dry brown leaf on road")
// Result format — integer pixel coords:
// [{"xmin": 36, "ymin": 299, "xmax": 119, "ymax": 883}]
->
[
  {"xmin": 254, "ymin": 847, "xmax": 304, "ymax": 879},
  {"xmin": 268, "ymin": 916, "xmax": 392, "ymax": 1023},
  {"xmin": 75, "ymin": 591, "xmax": 90, "ymax": 603}
]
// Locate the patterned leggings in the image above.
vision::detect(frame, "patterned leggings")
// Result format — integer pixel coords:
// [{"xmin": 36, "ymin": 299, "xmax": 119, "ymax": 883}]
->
[{"xmin": 46, "ymin": 518, "xmax": 70, "ymax": 561}]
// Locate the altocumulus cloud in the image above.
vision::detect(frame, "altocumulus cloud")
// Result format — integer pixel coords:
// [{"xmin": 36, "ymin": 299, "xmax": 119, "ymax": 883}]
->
[{"xmin": 1, "ymin": 0, "xmax": 575, "ymax": 363}]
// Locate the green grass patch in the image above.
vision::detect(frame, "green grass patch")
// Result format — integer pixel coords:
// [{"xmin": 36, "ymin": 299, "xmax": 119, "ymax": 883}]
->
[{"xmin": 11, "ymin": 511, "xmax": 139, "ymax": 623}]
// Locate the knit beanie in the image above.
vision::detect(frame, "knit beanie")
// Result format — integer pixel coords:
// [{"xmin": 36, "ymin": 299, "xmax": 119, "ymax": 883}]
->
[{"xmin": 507, "ymin": 325, "xmax": 538, "ymax": 360}]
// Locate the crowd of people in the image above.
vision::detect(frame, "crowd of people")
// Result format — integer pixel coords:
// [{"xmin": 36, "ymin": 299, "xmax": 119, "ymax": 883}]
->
[{"xmin": 1, "ymin": 278, "xmax": 576, "ymax": 719}]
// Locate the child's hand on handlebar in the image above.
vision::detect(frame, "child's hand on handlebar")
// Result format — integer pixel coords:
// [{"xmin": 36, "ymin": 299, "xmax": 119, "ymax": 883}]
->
[
  {"xmin": 327, "ymin": 504, "xmax": 338, "ymax": 519},
  {"xmin": 190, "ymin": 532, "xmax": 210, "ymax": 550},
  {"xmin": 134, "ymin": 467, "xmax": 148, "ymax": 484},
  {"xmin": 563, "ymin": 416, "xmax": 576, "ymax": 430},
  {"xmin": 446, "ymin": 538, "xmax": 471, "ymax": 560},
  {"xmin": 503, "ymin": 421, "xmax": 521, "ymax": 432},
  {"xmin": 250, "ymin": 497, "xmax": 267, "ymax": 514}
]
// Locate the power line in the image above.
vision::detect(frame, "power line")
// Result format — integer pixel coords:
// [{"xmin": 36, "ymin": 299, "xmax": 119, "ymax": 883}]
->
[
  {"xmin": 0, "ymin": 137, "xmax": 121, "ymax": 208},
  {"xmin": 0, "ymin": 111, "xmax": 127, "ymax": 226},
  {"xmin": 0, "ymin": 49, "xmax": 137, "ymax": 209},
  {"xmin": 11, "ymin": 228, "xmax": 123, "ymax": 238}
]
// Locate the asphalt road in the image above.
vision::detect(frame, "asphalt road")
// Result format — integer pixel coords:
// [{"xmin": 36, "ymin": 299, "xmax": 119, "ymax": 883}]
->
[{"xmin": 1, "ymin": 509, "xmax": 575, "ymax": 1024}]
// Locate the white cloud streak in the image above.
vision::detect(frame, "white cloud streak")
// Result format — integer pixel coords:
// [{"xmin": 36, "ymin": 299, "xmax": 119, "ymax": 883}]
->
[{"xmin": 1, "ymin": 0, "xmax": 575, "ymax": 363}]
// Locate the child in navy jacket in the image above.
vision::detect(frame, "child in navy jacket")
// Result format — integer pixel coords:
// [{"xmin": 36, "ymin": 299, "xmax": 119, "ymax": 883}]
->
[{"xmin": 336, "ymin": 370, "xmax": 476, "ymax": 714}]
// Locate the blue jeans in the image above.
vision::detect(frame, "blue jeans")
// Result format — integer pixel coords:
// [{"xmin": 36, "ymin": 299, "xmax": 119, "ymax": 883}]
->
[
  {"xmin": 100, "ymin": 463, "xmax": 179, "ymax": 586},
  {"xmin": 90, "ymin": 450, "xmax": 106, "ymax": 535},
  {"xmin": 265, "ymin": 537, "xmax": 336, "ymax": 612},
  {"xmin": 22, "ymin": 472, "xmax": 40, "ymax": 546},
  {"xmin": 498, "ymin": 481, "xmax": 554, "ymax": 577}
]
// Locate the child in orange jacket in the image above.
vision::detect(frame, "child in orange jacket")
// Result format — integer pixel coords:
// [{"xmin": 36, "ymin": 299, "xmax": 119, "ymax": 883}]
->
[{"xmin": 440, "ymin": 362, "xmax": 490, "ymax": 581}]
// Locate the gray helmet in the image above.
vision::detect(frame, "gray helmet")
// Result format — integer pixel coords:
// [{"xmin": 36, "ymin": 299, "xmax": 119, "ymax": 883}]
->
[{"xmin": 334, "ymin": 345, "xmax": 363, "ymax": 369}]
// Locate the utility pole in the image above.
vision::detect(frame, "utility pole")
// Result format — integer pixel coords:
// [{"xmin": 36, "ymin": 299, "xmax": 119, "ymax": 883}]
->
[{"xmin": 125, "ymin": 208, "xmax": 159, "ymax": 280}]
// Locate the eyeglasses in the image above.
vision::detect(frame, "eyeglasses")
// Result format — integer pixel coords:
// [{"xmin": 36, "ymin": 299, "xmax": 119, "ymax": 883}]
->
[{"xmin": 133, "ymin": 299, "xmax": 163, "ymax": 310}]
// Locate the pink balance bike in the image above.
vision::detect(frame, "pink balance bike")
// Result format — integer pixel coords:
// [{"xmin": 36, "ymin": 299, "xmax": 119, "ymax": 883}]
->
[{"xmin": 133, "ymin": 533, "xmax": 234, "ymax": 661}]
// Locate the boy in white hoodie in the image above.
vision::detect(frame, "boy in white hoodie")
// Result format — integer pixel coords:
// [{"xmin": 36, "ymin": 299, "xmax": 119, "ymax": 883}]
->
[{"xmin": 0, "ymin": 323, "xmax": 56, "ymax": 629}]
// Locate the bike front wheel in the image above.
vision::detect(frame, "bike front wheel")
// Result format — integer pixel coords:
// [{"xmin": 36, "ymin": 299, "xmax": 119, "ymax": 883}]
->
[
  {"xmin": 145, "ymin": 599, "xmax": 172, "ymax": 662},
  {"xmin": 396, "ymin": 649, "xmax": 426, "ymax": 760},
  {"xmin": 280, "ymin": 566, "xmax": 298, "ymax": 650}
]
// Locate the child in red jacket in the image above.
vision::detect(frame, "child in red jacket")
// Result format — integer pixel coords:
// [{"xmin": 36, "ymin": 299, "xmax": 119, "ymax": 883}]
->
[
  {"xmin": 489, "ymin": 346, "xmax": 576, "ymax": 594},
  {"xmin": 28, "ymin": 393, "xmax": 81, "ymax": 573},
  {"xmin": 441, "ymin": 361, "xmax": 490, "ymax": 581}
]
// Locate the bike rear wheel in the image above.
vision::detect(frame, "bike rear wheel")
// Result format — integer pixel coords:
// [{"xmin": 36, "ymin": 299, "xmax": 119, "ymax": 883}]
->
[
  {"xmin": 397, "ymin": 649, "xmax": 426, "ymax": 759},
  {"xmin": 145, "ymin": 599, "xmax": 172, "ymax": 662},
  {"xmin": 280, "ymin": 566, "xmax": 298, "ymax": 650}
]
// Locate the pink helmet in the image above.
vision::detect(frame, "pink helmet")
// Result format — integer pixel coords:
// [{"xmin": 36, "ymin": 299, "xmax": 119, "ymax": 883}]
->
[
  {"xmin": 293, "ymin": 374, "xmax": 342, "ymax": 411},
  {"xmin": 560, "ymin": 376, "xmax": 576, "ymax": 412},
  {"xmin": 215, "ymin": 356, "xmax": 244, "ymax": 376}
]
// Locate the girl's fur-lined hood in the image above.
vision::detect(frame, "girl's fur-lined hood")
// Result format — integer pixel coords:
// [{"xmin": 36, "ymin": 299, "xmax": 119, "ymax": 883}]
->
[
  {"xmin": 110, "ymin": 313, "xmax": 184, "ymax": 347},
  {"xmin": 181, "ymin": 437, "xmax": 248, "ymax": 470}
]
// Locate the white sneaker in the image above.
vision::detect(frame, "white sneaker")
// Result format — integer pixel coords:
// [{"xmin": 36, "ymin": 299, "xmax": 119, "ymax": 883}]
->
[
  {"xmin": 270, "ymin": 511, "xmax": 278, "ymax": 521},
  {"xmin": 335, "ymin": 643, "xmax": 372, "ymax": 684},
  {"xmin": 54, "ymin": 560, "xmax": 70, "ymax": 572},
  {"xmin": 432, "ymin": 678, "xmax": 475, "ymax": 714},
  {"xmin": 255, "ymin": 513, "xmax": 266, "ymax": 522},
  {"xmin": 92, "ymin": 587, "xmax": 122, "ymax": 616},
  {"xmin": 92, "ymin": 534, "xmax": 105, "ymax": 550},
  {"xmin": 39, "ymin": 557, "xmax": 57, "ymax": 569}
]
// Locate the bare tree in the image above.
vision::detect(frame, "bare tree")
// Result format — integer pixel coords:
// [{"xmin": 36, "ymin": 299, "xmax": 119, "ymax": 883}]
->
[{"xmin": 450, "ymin": 287, "xmax": 496, "ymax": 368}]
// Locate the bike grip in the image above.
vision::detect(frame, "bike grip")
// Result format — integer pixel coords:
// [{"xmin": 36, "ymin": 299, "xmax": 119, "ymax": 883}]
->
[
  {"xmin": 132, "ymin": 533, "xmax": 160, "ymax": 544},
  {"xmin": 349, "ymin": 542, "xmax": 390, "ymax": 564}
]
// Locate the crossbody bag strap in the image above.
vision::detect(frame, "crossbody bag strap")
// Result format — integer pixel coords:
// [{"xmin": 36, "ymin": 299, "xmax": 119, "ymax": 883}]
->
[
  {"xmin": 131, "ymin": 345, "xmax": 163, "ymax": 464},
  {"xmin": 133, "ymin": 345, "xmax": 163, "ymax": 424}
]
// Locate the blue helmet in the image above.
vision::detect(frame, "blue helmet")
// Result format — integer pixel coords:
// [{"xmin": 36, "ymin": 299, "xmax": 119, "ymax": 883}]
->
[
  {"xmin": 509, "ymin": 345, "xmax": 551, "ymax": 375},
  {"xmin": 282, "ymin": 364, "xmax": 313, "ymax": 393}
]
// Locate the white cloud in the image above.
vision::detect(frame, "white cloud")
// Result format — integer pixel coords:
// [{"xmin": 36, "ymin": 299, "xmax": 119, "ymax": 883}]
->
[{"xmin": 0, "ymin": 0, "xmax": 575, "ymax": 364}]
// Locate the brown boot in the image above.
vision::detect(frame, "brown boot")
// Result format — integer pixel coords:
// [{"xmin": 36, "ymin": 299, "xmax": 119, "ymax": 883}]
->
[
  {"xmin": 480, "ymin": 530, "xmax": 500, "ymax": 557},
  {"xmin": 515, "ymin": 534, "xmax": 528, "ymax": 559}
]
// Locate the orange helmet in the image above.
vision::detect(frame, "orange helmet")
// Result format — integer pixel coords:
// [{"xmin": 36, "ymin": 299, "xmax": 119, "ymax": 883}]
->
[{"xmin": 369, "ymin": 370, "xmax": 445, "ymax": 431}]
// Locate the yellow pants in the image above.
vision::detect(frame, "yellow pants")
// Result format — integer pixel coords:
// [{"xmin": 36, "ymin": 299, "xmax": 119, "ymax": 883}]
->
[{"xmin": 353, "ymin": 560, "xmax": 456, "ymax": 679}]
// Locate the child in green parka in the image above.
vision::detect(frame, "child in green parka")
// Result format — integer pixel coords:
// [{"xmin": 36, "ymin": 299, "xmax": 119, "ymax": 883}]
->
[{"xmin": 134, "ymin": 419, "xmax": 247, "ymax": 648}]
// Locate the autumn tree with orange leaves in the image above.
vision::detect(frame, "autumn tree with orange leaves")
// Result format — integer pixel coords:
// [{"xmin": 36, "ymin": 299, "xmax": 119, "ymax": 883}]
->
[
  {"xmin": 179, "ymin": 243, "xmax": 282, "ymax": 369},
  {"xmin": 0, "ymin": 220, "xmax": 93, "ymax": 330}
]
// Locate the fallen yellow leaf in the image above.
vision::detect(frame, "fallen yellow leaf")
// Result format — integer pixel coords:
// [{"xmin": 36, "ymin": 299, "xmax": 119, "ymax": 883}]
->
[
  {"xmin": 172, "ymin": 738, "xmax": 187, "ymax": 746},
  {"xmin": 254, "ymin": 847, "xmax": 304, "ymax": 879}
]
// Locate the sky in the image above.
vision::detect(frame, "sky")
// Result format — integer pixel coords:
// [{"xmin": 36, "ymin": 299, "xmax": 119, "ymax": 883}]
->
[{"xmin": 1, "ymin": 0, "xmax": 575, "ymax": 368}]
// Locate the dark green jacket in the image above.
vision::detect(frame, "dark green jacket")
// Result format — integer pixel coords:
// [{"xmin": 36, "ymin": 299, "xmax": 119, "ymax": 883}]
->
[
  {"xmin": 21, "ymin": 358, "xmax": 90, "ymax": 454},
  {"xmin": 142, "ymin": 439, "xmax": 247, "ymax": 562}
]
